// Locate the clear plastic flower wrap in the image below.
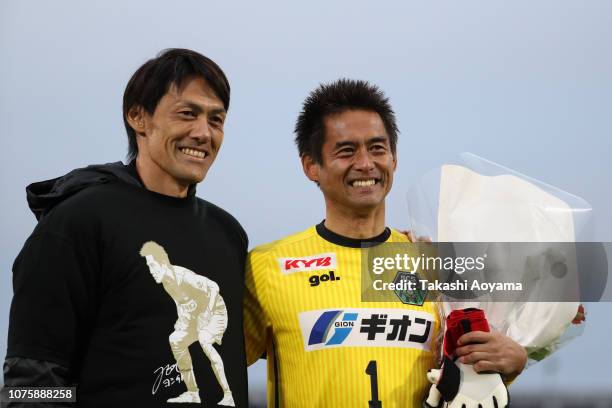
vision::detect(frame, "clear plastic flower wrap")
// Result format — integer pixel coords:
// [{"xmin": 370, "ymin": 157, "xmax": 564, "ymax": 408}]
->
[{"xmin": 406, "ymin": 152, "xmax": 593, "ymax": 365}]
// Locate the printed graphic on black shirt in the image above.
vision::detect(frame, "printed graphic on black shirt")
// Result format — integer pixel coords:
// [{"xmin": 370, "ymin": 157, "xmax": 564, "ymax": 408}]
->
[{"xmin": 140, "ymin": 241, "xmax": 235, "ymax": 406}]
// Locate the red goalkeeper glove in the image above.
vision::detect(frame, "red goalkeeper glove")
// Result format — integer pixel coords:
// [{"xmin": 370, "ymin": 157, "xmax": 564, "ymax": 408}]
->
[{"xmin": 423, "ymin": 308, "xmax": 509, "ymax": 408}]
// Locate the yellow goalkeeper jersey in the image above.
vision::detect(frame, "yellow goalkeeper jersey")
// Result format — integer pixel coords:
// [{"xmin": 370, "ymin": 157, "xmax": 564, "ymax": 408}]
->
[{"xmin": 244, "ymin": 222, "xmax": 440, "ymax": 408}]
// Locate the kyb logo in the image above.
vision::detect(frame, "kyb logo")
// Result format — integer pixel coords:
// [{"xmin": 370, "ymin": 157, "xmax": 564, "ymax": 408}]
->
[
  {"xmin": 278, "ymin": 253, "xmax": 337, "ymax": 274},
  {"xmin": 299, "ymin": 308, "xmax": 434, "ymax": 351},
  {"xmin": 309, "ymin": 271, "xmax": 340, "ymax": 287}
]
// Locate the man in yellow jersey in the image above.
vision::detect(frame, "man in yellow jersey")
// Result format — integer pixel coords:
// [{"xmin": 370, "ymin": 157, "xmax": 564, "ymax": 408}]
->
[{"xmin": 243, "ymin": 79, "xmax": 527, "ymax": 407}]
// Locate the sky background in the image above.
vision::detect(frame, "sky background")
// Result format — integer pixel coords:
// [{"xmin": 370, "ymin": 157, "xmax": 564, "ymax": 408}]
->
[{"xmin": 1, "ymin": 0, "xmax": 611, "ymax": 401}]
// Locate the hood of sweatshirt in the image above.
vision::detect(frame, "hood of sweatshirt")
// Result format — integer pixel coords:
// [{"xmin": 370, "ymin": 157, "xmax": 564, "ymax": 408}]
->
[{"xmin": 26, "ymin": 161, "xmax": 143, "ymax": 220}]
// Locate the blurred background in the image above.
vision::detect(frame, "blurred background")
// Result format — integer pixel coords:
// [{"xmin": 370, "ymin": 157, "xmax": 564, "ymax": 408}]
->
[{"xmin": 1, "ymin": 1, "xmax": 611, "ymax": 406}]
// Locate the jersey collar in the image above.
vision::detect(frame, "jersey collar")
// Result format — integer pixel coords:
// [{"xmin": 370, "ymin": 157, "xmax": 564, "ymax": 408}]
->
[{"xmin": 316, "ymin": 221, "xmax": 391, "ymax": 248}]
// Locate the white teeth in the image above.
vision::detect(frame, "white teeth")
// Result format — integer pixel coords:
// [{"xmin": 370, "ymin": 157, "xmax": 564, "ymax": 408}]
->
[
  {"xmin": 181, "ymin": 148, "xmax": 205, "ymax": 159},
  {"xmin": 352, "ymin": 179, "xmax": 376, "ymax": 187}
]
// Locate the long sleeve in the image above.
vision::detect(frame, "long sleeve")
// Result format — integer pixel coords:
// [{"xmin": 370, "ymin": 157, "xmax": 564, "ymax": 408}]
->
[
  {"xmin": 6, "ymin": 219, "xmax": 98, "ymax": 380},
  {"xmin": 242, "ymin": 250, "xmax": 272, "ymax": 366}
]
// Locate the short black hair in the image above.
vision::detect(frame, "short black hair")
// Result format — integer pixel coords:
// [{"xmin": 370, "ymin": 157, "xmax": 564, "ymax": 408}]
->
[
  {"xmin": 123, "ymin": 48, "xmax": 230, "ymax": 161},
  {"xmin": 294, "ymin": 78, "xmax": 399, "ymax": 164}
]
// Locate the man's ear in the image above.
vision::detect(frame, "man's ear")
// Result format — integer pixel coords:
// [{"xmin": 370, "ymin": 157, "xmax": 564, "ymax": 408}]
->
[
  {"xmin": 126, "ymin": 106, "xmax": 146, "ymax": 135},
  {"xmin": 301, "ymin": 154, "xmax": 320, "ymax": 184},
  {"xmin": 392, "ymin": 152, "xmax": 398, "ymax": 171}
]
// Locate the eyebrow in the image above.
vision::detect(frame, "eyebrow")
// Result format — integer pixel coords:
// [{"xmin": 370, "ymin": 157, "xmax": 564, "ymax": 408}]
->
[
  {"xmin": 333, "ymin": 136, "xmax": 389, "ymax": 150},
  {"xmin": 367, "ymin": 136, "xmax": 389, "ymax": 145},
  {"xmin": 177, "ymin": 102, "xmax": 226, "ymax": 116}
]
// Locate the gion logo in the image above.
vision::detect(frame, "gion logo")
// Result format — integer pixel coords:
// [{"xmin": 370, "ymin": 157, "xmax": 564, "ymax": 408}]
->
[
  {"xmin": 299, "ymin": 308, "xmax": 435, "ymax": 352},
  {"xmin": 278, "ymin": 253, "xmax": 337, "ymax": 274},
  {"xmin": 308, "ymin": 310, "xmax": 358, "ymax": 346}
]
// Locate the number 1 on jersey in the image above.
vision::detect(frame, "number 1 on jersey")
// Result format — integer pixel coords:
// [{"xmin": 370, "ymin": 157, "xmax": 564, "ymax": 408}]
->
[{"xmin": 365, "ymin": 360, "xmax": 382, "ymax": 408}]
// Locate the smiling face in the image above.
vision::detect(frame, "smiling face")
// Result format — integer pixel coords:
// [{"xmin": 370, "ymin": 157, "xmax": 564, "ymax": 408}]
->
[
  {"xmin": 303, "ymin": 109, "xmax": 397, "ymax": 215},
  {"xmin": 128, "ymin": 76, "xmax": 226, "ymax": 194}
]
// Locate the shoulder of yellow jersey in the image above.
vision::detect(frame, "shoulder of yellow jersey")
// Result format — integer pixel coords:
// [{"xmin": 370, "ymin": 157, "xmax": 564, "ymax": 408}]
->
[
  {"xmin": 388, "ymin": 228, "xmax": 411, "ymax": 243},
  {"xmin": 248, "ymin": 225, "xmax": 319, "ymax": 258},
  {"xmin": 249, "ymin": 226, "xmax": 409, "ymax": 259}
]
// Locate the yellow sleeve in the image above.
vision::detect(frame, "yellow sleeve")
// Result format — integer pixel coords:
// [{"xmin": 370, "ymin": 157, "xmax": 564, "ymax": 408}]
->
[{"xmin": 243, "ymin": 249, "xmax": 272, "ymax": 366}]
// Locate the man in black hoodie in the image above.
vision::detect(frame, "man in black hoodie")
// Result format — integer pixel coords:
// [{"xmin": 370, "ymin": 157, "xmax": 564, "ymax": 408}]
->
[{"xmin": 3, "ymin": 49, "xmax": 249, "ymax": 407}]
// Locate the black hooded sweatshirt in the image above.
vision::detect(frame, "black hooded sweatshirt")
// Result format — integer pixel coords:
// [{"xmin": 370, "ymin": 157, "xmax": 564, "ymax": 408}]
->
[{"xmin": 4, "ymin": 162, "xmax": 249, "ymax": 407}]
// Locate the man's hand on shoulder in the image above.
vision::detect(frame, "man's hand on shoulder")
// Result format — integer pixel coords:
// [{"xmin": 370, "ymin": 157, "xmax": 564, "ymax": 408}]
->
[{"xmin": 398, "ymin": 229, "xmax": 432, "ymax": 243}]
